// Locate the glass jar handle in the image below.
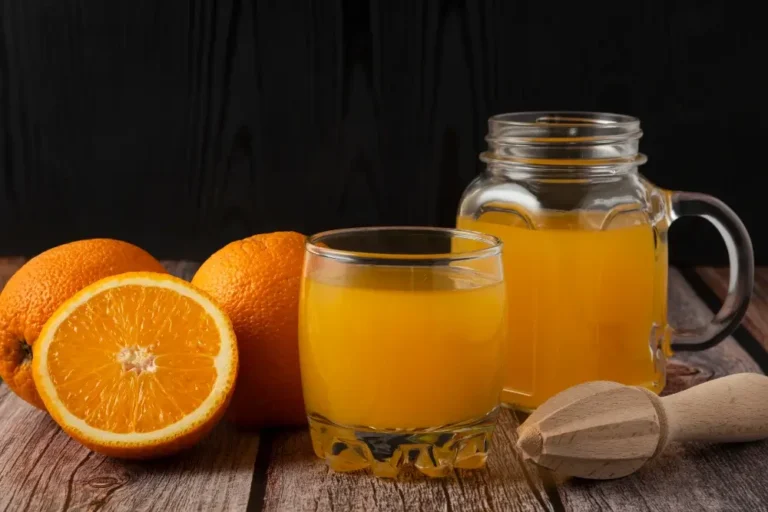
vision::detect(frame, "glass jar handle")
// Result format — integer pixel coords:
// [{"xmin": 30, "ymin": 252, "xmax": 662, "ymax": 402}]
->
[{"xmin": 667, "ymin": 191, "xmax": 754, "ymax": 352}]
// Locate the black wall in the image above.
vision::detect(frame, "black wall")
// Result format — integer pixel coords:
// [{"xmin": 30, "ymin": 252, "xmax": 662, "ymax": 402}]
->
[{"xmin": 1, "ymin": 1, "xmax": 764, "ymax": 264}]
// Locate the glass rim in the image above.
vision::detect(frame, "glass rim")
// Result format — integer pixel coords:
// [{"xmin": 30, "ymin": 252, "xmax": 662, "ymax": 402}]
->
[
  {"xmin": 488, "ymin": 110, "xmax": 640, "ymax": 128},
  {"xmin": 305, "ymin": 226, "xmax": 503, "ymax": 264},
  {"xmin": 486, "ymin": 111, "xmax": 642, "ymax": 144}
]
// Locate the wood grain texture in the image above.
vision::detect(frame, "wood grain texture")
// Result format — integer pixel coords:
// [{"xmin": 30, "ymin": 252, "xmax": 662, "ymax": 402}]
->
[
  {"xmin": 2, "ymin": 261, "xmax": 767, "ymax": 511},
  {"xmin": 697, "ymin": 266, "xmax": 768, "ymax": 352},
  {"xmin": 519, "ymin": 373, "xmax": 768, "ymax": 481},
  {"xmin": 0, "ymin": 258, "xmax": 199, "ymax": 286},
  {"xmin": 553, "ymin": 268, "xmax": 768, "ymax": 512},
  {"xmin": 259, "ymin": 268, "xmax": 768, "ymax": 512},
  {"xmin": 660, "ymin": 373, "xmax": 768, "ymax": 445},
  {"xmin": 159, "ymin": 260, "xmax": 201, "ymax": 281},
  {"xmin": 0, "ymin": 258, "xmax": 259, "ymax": 512},
  {"xmin": 517, "ymin": 381, "xmax": 663, "ymax": 480},
  {"xmin": 0, "ymin": 256, "xmax": 25, "ymax": 285},
  {"xmin": 1, "ymin": 1, "xmax": 765, "ymax": 265},
  {"xmin": 0, "ymin": 389, "xmax": 260, "ymax": 512},
  {"xmin": 262, "ymin": 410, "xmax": 552, "ymax": 512},
  {"xmin": 665, "ymin": 269, "xmax": 762, "ymax": 378}
]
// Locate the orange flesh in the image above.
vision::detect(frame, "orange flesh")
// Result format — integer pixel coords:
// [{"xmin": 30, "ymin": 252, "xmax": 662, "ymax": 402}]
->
[{"xmin": 47, "ymin": 285, "xmax": 220, "ymax": 433}]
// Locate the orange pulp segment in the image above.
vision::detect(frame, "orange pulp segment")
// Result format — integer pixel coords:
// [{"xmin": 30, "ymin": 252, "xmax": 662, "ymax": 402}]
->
[{"xmin": 32, "ymin": 272, "xmax": 238, "ymax": 458}]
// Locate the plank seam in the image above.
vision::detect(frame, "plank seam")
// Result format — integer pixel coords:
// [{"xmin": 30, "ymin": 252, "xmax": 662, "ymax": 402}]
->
[
  {"xmin": 245, "ymin": 429, "xmax": 274, "ymax": 512},
  {"xmin": 535, "ymin": 467, "xmax": 566, "ymax": 512},
  {"xmin": 510, "ymin": 409, "xmax": 563, "ymax": 512}
]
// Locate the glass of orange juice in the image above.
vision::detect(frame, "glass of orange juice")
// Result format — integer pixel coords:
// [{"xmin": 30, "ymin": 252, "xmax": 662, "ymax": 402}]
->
[{"xmin": 299, "ymin": 227, "xmax": 506, "ymax": 478}]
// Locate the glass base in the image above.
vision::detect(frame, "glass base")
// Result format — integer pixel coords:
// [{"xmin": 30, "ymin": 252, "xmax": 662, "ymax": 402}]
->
[{"xmin": 307, "ymin": 409, "xmax": 499, "ymax": 478}]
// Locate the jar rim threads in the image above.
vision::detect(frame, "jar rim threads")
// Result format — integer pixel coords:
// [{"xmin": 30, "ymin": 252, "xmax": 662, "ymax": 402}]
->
[{"xmin": 483, "ymin": 111, "xmax": 645, "ymax": 167}]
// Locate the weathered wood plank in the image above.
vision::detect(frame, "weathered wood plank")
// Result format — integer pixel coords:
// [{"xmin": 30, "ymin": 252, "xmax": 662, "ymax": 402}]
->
[
  {"xmin": 261, "ymin": 268, "xmax": 768, "ymax": 512},
  {"xmin": 0, "ymin": 257, "xmax": 25, "ymax": 287},
  {"xmin": 554, "ymin": 268, "xmax": 768, "ymax": 512},
  {"xmin": 0, "ymin": 258, "xmax": 199, "ymax": 290},
  {"xmin": 665, "ymin": 269, "xmax": 762, "ymax": 377},
  {"xmin": 0, "ymin": 257, "xmax": 25, "ymax": 386},
  {"xmin": 0, "ymin": 389, "xmax": 259, "ymax": 512},
  {"xmin": 160, "ymin": 260, "xmax": 202, "ymax": 281},
  {"xmin": 697, "ymin": 266, "xmax": 768, "ymax": 353},
  {"xmin": 0, "ymin": 258, "xmax": 259, "ymax": 511},
  {"xmin": 3, "ymin": 261, "xmax": 767, "ymax": 511},
  {"xmin": 262, "ymin": 409, "xmax": 552, "ymax": 512}
]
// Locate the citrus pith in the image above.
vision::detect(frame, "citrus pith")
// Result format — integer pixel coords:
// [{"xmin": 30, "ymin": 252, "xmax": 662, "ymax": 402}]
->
[{"xmin": 32, "ymin": 272, "xmax": 238, "ymax": 458}]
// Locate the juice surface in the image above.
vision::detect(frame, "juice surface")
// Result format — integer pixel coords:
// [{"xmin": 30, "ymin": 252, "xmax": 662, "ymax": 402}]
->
[
  {"xmin": 457, "ymin": 212, "xmax": 667, "ymax": 410},
  {"xmin": 299, "ymin": 265, "xmax": 506, "ymax": 429}
]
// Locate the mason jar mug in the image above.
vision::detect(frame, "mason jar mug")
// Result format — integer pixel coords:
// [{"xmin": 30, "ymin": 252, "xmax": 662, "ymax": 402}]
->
[{"xmin": 457, "ymin": 112, "xmax": 754, "ymax": 411}]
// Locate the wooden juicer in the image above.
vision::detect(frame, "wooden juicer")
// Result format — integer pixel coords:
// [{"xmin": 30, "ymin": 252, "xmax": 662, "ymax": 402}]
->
[{"xmin": 516, "ymin": 373, "xmax": 768, "ymax": 479}]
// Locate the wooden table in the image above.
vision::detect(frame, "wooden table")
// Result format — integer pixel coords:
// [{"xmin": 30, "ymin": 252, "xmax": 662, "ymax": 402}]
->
[{"xmin": 1, "ymin": 260, "xmax": 767, "ymax": 511}]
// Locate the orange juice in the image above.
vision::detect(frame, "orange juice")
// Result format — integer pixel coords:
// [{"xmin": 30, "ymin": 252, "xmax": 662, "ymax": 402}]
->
[
  {"xmin": 299, "ymin": 265, "xmax": 506, "ymax": 429},
  {"xmin": 457, "ymin": 212, "xmax": 667, "ymax": 410}
]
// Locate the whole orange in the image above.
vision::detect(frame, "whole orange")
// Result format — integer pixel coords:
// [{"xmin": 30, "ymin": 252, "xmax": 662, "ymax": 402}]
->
[
  {"xmin": 0, "ymin": 239, "xmax": 167, "ymax": 408},
  {"xmin": 191, "ymin": 231, "xmax": 306, "ymax": 428}
]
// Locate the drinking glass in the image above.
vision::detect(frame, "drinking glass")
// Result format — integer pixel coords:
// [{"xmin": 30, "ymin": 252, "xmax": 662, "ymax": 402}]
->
[{"xmin": 299, "ymin": 227, "xmax": 506, "ymax": 478}]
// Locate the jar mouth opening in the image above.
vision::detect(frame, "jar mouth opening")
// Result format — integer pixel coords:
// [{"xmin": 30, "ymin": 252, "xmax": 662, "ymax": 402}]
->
[
  {"xmin": 484, "ymin": 111, "xmax": 643, "ymax": 163},
  {"xmin": 487, "ymin": 111, "xmax": 642, "ymax": 143},
  {"xmin": 489, "ymin": 111, "xmax": 639, "ymax": 128}
]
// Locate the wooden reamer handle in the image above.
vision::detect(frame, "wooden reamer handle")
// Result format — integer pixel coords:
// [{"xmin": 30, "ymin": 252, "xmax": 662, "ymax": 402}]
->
[{"xmin": 651, "ymin": 373, "xmax": 768, "ymax": 449}]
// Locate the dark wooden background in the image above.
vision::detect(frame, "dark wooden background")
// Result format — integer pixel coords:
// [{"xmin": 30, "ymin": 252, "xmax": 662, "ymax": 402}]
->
[{"xmin": 1, "ymin": 1, "xmax": 765, "ymax": 264}]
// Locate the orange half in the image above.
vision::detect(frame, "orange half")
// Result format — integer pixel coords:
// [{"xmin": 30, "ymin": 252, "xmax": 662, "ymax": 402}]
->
[{"xmin": 32, "ymin": 272, "xmax": 238, "ymax": 458}]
